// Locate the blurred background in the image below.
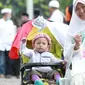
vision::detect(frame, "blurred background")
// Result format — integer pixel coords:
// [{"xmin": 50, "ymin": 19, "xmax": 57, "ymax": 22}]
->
[{"xmin": 0, "ymin": 0, "xmax": 72, "ymax": 26}]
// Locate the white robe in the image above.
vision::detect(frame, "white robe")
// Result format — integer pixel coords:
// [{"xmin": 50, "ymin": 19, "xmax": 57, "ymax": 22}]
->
[
  {"xmin": 0, "ymin": 18, "xmax": 16, "ymax": 51},
  {"xmin": 49, "ymin": 9, "xmax": 63, "ymax": 22},
  {"xmin": 64, "ymin": 0, "xmax": 85, "ymax": 85}
]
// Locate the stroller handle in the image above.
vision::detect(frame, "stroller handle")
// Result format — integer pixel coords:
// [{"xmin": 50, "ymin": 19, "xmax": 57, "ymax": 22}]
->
[{"xmin": 20, "ymin": 62, "xmax": 64, "ymax": 71}]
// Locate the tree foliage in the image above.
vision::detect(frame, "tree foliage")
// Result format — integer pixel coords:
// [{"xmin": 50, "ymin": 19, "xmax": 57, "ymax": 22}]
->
[
  {"xmin": 0, "ymin": 0, "xmax": 72, "ymax": 25},
  {"xmin": 34, "ymin": 0, "xmax": 73, "ymax": 18}
]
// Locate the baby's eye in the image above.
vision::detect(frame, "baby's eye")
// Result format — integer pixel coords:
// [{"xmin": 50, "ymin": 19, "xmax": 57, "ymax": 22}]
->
[
  {"xmin": 37, "ymin": 42, "xmax": 41, "ymax": 44},
  {"xmin": 42, "ymin": 43, "xmax": 46, "ymax": 45}
]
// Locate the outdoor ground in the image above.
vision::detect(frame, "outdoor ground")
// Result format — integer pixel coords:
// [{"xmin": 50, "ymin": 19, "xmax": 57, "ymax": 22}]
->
[{"xmin": 0, "ymin": 77, "xmax": 21, "ymax": 85}]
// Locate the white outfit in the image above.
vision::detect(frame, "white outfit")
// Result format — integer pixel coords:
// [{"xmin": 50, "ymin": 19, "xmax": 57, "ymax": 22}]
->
[
  {"xmin": 0, "ymin": 18, "xmax": 16, "ymax": 51},
  {"xmin": 49, "ymin": 10, "xmax": 63, "ymax": 22},
  {"xmin": 64, "ymin": 0, "xmax": 85, "ymax": 85},
  {"xmin": 64, "ymin": 34, "xmax": 85, "ymax": 76},
  {"xmin": 71, "ymin": 73, "xmax": 85, "ymax": 85},
  {"xmin": 21, "ymin": 43, "xmax": 63, "ymax": 72}
]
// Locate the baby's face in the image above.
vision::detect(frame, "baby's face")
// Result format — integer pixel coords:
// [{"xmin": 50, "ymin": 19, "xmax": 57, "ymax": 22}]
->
[
  {"xmin": 75, "ymin": 2, "xmax": 85, "ymax": 20},
  {"xmin": 34, "ymin": 38, "xmax": 49, "ymax": 53}
]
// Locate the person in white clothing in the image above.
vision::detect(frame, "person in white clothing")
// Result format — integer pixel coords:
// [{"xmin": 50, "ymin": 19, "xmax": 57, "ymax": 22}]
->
[
  {"xmin": 48, "ymin": 0, "xmax": 63, "ymax": 22},
  {"xmin": 64, "ymin": 0, "xmax": 85, "ymax": 85},
  {"xmin": 21, "ymin": 33, "xmax": 64, "ymax": 85},
  {"xmin": 0, "ymin": 8, "xmax": 16, "ymax": 78}
]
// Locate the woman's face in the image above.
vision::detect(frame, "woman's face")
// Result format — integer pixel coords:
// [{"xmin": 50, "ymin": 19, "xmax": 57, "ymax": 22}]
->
[{"xmin": 75, "ymin": 2, "xmax": 85, "ymax": 20}]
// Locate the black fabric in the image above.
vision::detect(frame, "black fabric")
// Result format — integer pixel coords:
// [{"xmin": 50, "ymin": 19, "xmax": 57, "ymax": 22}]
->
[
  {"xmin": 5, "ymin": 51, "xmax": 12, "ymax": 75},
  {"xmin": 11, "ymin": 58, "xmax": 20, "ymax": 76},
  {"xmin": 69, "ymin": 4, "xmax": 73, "ymax": 16}
]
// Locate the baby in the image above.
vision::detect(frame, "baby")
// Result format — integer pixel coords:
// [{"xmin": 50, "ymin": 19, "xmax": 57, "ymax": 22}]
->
[{"xmin": 21, "ymin": 33, "xmax": 63, "ymax": 85}]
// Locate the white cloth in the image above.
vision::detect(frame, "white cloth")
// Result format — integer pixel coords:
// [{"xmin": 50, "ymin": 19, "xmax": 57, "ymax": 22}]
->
[
  {"xmin": 48, "ymin": 0, "xmax": 59, "ymax": 8},
  {"xmin": 49, "ymin": 10, "xmax": 63, "ymax": 22},
  {"xmin": 1, "ymin": 8, "xmax": 12, "ymax": 14},
  {"xmin": 64, "ymin": 35, "xmax": 85, "ymax": 85},
  {"xmin": 47, "ymin": 21, "xmax": 69, "ymax": 47},
  {"xmin": 0, "ymin": 18, "xmax": 16, "ymax": 51},
  {"xmin": 21, "ymin": 43, "xmax": 63, "ymax": 72},
  {"xmin": 73, "ymin": 0, "xmax": 85, "ymax": 5},
  {"xmin": 64, "ymin": 0, "xmax": 85, "ymax": 82},
  {"xmin": 30, "ymin": 16, "xmax": 69, "ymax": 47},
  {"xmin": 64, "ymin": 34, "xmax": 85, "ymax": 76},
  {"xmin": 68, "ymin": 0, "xmax": 85, "ymax": 36},
  {"xmin": 71, "ymin": 73, "xmax": 85, "ymax": 85}
]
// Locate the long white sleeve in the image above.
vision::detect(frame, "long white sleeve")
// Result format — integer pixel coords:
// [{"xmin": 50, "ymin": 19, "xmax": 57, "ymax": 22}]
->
[
  {"xmin": 63, "ymin": 36, "xmax": 75, "ymax": 62},
  {"xmin": 20, "ymin": 41, "xmax": 32, "ymax": 57},
  {"xmin": 51, "ymin": 55, "xmax": 63, "ymax": 63}
]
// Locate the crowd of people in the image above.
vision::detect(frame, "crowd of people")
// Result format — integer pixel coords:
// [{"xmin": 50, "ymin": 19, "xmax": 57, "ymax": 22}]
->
[{"xmin": 0, "ymin": 0, "xmax": 85, "ymax": 85}]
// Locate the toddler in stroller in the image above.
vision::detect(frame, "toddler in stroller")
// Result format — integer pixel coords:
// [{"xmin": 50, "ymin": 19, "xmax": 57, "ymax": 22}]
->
[{"xmin": 20, "ymin": 33, "xmax": 65, "ymax": 85}]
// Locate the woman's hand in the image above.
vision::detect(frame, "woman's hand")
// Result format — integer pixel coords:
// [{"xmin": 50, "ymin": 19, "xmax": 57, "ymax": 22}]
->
[
  {"xmin": 74, "ymin": 34, "xmax": 82, "ymax": 50},
  {"xmin": 21, "ymin": 37, "xmax": 26, "ymax": 43}
]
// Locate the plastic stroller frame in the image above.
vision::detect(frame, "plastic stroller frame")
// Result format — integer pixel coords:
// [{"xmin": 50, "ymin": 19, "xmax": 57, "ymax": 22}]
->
[{"xmin": 20, "ymin": 62, "xmax": 65, "ymax": 85}]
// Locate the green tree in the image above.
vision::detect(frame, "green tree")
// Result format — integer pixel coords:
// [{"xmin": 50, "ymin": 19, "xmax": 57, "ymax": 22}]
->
[
  {"xmin": 34, "ymin": 0, "xmax": 73, "ymax": 18},
  {"xmin": 0, "ymin": 0, "xmax": 72, "ymax": 25},
  {"xmin": 0, "ymin": 0, "xmax": 26, "ymax": 26}
]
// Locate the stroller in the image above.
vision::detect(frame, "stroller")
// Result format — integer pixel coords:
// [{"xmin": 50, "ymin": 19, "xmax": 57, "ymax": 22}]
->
[
  {"xmin": 20, "ymin": 59, "xmax": 65, "ymax": 85},
  {"xmin": 20, "ymin": 18, "xmax": 66, "ymax": 85},
  {"xmin": 20, "ymin": 40, "xmax": 65, "ymax": 85}
]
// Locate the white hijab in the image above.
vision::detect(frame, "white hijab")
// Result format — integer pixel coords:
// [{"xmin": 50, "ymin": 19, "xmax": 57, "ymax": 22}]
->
[{"xmin": 68, "ymin": 0, "xmax": 85, "ymax": 36}]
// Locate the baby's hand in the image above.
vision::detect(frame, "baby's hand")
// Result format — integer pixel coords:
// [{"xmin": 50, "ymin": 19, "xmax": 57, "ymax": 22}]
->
[
  {"xmin": 62, "ymin": 60, "xmax": 67, "ymax": 64},
  {"xmin": 21, "ymin": 37, "xmax": 26, "ymax": 43},
  {"xmin": 62, "ymin": 60, "xmax": 67, "ymax": 69}
]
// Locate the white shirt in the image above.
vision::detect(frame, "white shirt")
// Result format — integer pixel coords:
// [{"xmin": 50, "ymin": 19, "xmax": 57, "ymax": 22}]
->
[
  {"xmin": 21, "ymin": 45, "xmax": 63, "ymax": 72},
  {"xmin": 49, "ymin": 9, "xmax": 63, "ymax": 22},
  {"xmin": 0, "ymin": 18, "xmax": 16, "ymax": 51}
]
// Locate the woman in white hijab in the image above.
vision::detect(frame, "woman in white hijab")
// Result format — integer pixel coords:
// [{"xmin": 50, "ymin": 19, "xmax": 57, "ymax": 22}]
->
[{"xmin": 64, "ymin": 0, "xmax": 85, "ymax": 85}]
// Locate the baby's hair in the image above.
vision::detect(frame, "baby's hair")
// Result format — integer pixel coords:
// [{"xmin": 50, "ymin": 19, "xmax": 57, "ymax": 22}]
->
[{"xmin": 32, "ymin": 33, "xmax": 52, "ymax": 49}]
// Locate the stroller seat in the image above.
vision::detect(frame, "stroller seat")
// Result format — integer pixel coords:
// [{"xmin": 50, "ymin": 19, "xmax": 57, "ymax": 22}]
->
[{"xmin": 20, "ymin": 62, "xmax": 65, "ymax": 85}]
